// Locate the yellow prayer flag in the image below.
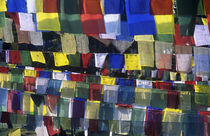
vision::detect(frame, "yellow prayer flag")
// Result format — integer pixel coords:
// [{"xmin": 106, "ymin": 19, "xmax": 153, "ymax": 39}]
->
[
  {"xmin": 180, "ymin": 72, "xmax": 187, "ymax": 81},
  {"xmin": 24, "ymin": 69, "xmax": 37, "ymax": 77},
  {"xmin": 138, "ymin": 41, "xmax": 154, "ymax": 67},
  {"xmin": 154, "ymin": 15, "xmax": 174, "ymax": 34},
  {"xmin": 0, "ymin": 0, "xmax": 7, "ymax": 11},
  {"xmin": 8, "ymin": 64, "xmax": 17, "ymax": 68},
  {"xmin": 30, "ymin": 51, "xmax": 46, "ymax": 64},
  {"xmin": 43, "ymin": 105, "xmax": 47, "ymax": 116},
  {"xmin": 134, "ymin": 35, "xmax": 154, "ymax": 42},
  {"xmin": 85, "ymin": 100, "xmax": 100, "ymax": 119},
  {"xmin": 36, "ymin": 12, "xmax": 60, "ymax": 31},
  {"xmin": 53, "ymin": 52, "xmax": 69, "ymax": 67},
  {"xmin": 61, "ymin": 33, "xmax": 77, "ymax": 55},
  {"xmin": 30, "ymin": 97, "xmax": 34, "ymax": 115},
  {"xmin": 162, "ymin": 108, "xmax": 182, "ymax": 122},
  {"xmin": 195, "ymin": 85, "xmax": 210, "ymax": 93},
  {"xmin": 36, "ymin": 0, "xmax": 43, "ymax": 12},
  {"xmin": 124, "ymin": 54, "xmax": 141, "ymax": 70},
  {"xmin": 8, "ymin": 128, "xmax": 21, "ymax": 136},
  {"xmin": 201, "ymin": 18, "xmax": 208, "ymax": 25},
  {"xmin": 22, "ymin": 94, "xmax": 31, "ymax": 114},
  {"xmin": 101, "ymin": 76, "xmax": 116, "ymax": 85},
  {"xmin": 170, "ymin": 72, "xmax": 177, "ymax": 81}
]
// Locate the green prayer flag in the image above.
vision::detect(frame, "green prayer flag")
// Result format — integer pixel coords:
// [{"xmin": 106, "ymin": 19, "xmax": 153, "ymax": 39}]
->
[
  {"xmin": 68, "ymin": 53, "xmax": 81, "ymax": 67},
  {"xmin": 75, "ymin": 82, "xmax": 89, "ymax": 99},
  {"xmin": 155, "ymin": 34, "xmax": 174, "ymax": 43},
  {"xmin": 20, "ymin": 51, "xmax": 32, "ymax": 66},
  {"xmin": 0, "ymin": 12, "xmax": 6, "ymax": 27},
  {"xmin": 151, "ymin": 89, "xmax": 168, "ymax": 109},
  {"xmin": 59, "ymin": 13, "xmax": 83, "ymax": 34}
]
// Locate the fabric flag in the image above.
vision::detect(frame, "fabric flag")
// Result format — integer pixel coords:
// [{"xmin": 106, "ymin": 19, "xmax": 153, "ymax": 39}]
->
[
  {"xmin": 138, "ymin": 41, "xmax": 154, "ymax": 67},
  {"xmin": 204, "ymin": 0, "xmax": 210, "ymax": 14},
  {"xmin": 151, "ymin": 89, "xmax": 168, "ymax": 108},
  {"xmin": 101, "ymin": 76, "xmax": 116, "ymax": 85},
  {"xmin": 174, "ymin": 24, "xmax": 195, "ymax": 45},
  {"xmin": 176, "ymin": 0, "xmax": 198, "ymax": 16},
  {"xmin": 36, "ymin": 12, "xmax": 61, "ymax": 31},
  {"xmin": 135, "ymin": 88, "xmax": 151, "ymax": 106},
  {"xmin": 194, "ymin": 25, "xmax": 210, "ymax": 46},
  {"xmin": 109, "ymin": 54, "xmax": 124, "ymax": 69},
  {"xmin": 117, "ymin": 86, "xmax": 135, "ymax": 105},
  {"xmin": 178, "ymin": 16, "xmax": 196, "ymax": 36},
  {"xmin": 68, "ymin": 53, "xmax": 81, "ymax": 67},
  {"xmin": 126, "ymin": 0, "xmax": 156, "ymax": 35},
  {"xmin": 116, "ymin": 78, "xmax": 134, "ymax": 86},
  {"xmin": 80, "ymin": 14, "xmax": 106, "ymax": 34},
  {"xmin": 144, "ymin": 107, "xmax": 163, "ymax": 136},
  {"xmin": 116, "ymin": 21, "xmax": 133, "ymax": 41},
  {"xmin": 52, "ymin": 72, "xmax": 68, "ymax": 81},
  {"xmin": 103, "ymin": 85, "xmax": 119, "ymax": 103},
  {"xmin": 7, "ymin": 0, "xmax": 27, "ymax": 12},
  {"xmin": 24, "ymin": 69, "xmax": 37, "ymax": 77},
  {"xmin": 175, "ymin": 45, "xmax": 192, "ymax": 73},
  {"xmin": 124, "ymin": 54, "xmax": 141, "ymax": 70},
  {"xmin": 82, "ymin": 0, "xmax": 102, "ymax": 14},
  {"xmin": 194, "ymin": 47, "xmax": 210, "ymax": 77},
  {"xmin": 75, "ymin": 82, "xmax": 89, "ymax": 99},
  {"xmin": 23, "ymin": 76, "xmax": 36, "ymax": 92},
  {"xmin": 82, "ymin": 53, "xmax": 93, "ymax": 68},
  {"xmin": 59, "ymin": 13, "xmax": 83, "ymax": 34},
  {"xmin": 131, "ymin": 106, "xmax": 146, "ymax": 135},
  {"xmin": 30, "ymin": 51, "xmax": 46, "ymax": 64},
  {"xmin": 0, "ymin": 88, "xmax": 8, "ymax": 106},
  {"xmin": 95, "ymin": 53, "xmax": 108, "ymax": 68},
  {"xmin": 53, "ymin": 52, "xmax": 69, "ymax": 67},
  {"xmin": 0, "ymin": 12, "xmax": 6, "ymax": 27},
  {"xmin": 99, "ymin": 102, "xmax": 115, "ymax": 120},
  {"xmin": 150, "ymin": 0, "xmax": 173, "ymax": 15},
  {"xmin": 154, "ymin": 15, "xmax": 174, "ymax": 34},
  {"xmin": 26, "ymin": 0, "xmax": 36, "ymax": 13},
  {"xmin": 114, "ymin": 106, "xmax": 132, "ymax": 121},
  {"xmin": 89, "ymin": 83, "xmax": 103, "ymax": 101},
  {"xmin": 75, "ymin": 35, "xmax": 90, "ymax": 53},
  {"xmin": 2, "ymin": 18, "xmax": 14, "ymax": 43},
  {"xmin": 15, "ymin": 24, "xmax": 30, "ymax": 44},
  {"xmin": 155, "ymin": 41, "xmax": 174, "ymax": 69},
  {"xmin": 85, "ymin": 100, "xmax": 100, "ymax": 119},
  {"xmin": 85, "ymin": 75, "xmax": 101, "ymax": 84},
  {"xmin": 8, "ymin": 50, "xmax": 21, "ymax": 64},
  {"xmin": 104, "ymin": 14, "xmax": 121, "ymax": 35},
  {"xmin": 61, "ymin": 33, "xmax": 77, "ymax": 55},
  {"xmin": 0, "ymin": 0, "xmax": 7, "ymax": 11},
  {"xmin": 167, "ymin": 90, "xmax": 179, "ymax": 109},
  {"xmin": 43, "ymin": 0, "xmax": 59, "ymax": 13},
  {"xmin": 61, "ymin": 0, "xmax": 80, "ymax": 14},
  {"xmin": 136, "ymin": 80, "xmax": 153, "ymax": 88},
  {"xmin": 35, "ymin": 78, "xmax": 49, "ymax": 94},
  {"xmin": 104, "ymin": 0, "xmax": 123, "ymax": 14},
  {"xmin": 58, "ymin": 98, "xmax": 69, "ymax": 117},
  {"xmin": 134, "ymin": 35, "xmax": 154, "ymax": 42},
  {"xmin": 60, "ymin": 81, "xmax": 76, "ymax": 98},
  {"xmin": 46, "ymin": 79, "xmax": 62, "ymax": 96},
  {"xmin": 162, "ymin": 108, "xmax": 183, "ymax": 136},
  {"xmin": 29, "ymin": 32, "xmax": 44, "ymax": 46},
  {"xmin": 36, "ymin": 0, "xmax": 43, "ymax": 12},
  {"xmin": 18, "ymin": 13, "xmax": 35, "ymax": 31}
]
